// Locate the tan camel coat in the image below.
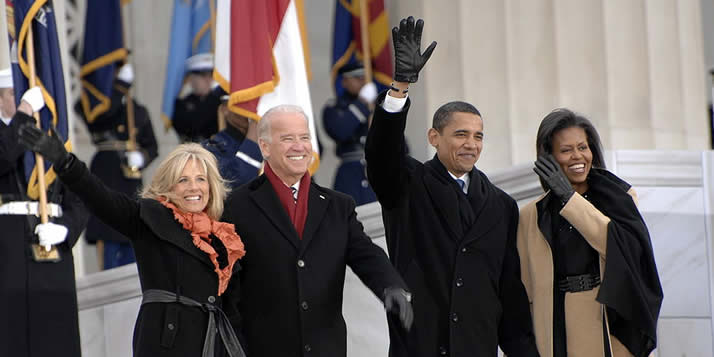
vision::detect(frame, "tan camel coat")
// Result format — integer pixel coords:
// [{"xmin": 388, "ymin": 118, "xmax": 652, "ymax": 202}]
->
[{"xmin": 517, "ymin": 190, "xmax": 638, "ymax": 357}]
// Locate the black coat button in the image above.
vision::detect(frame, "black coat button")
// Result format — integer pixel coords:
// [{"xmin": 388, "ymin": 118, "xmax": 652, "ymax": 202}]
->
[
  {"xmin": 455, "ymin": 278, "xmax": 463, "ymax": 287},
  {"xmin": 304, "ymin": 344, "xmax": 311, "ymax": 352},
  {"xmin": 461, "ymin": 247, "xmax": 467, "ymax": 253},
  {"xmin": 208, "ymin": 296, "xmax": 216, "ymax": 303},
  {"xmin": 301, "ymin": 301, "xmax": 309, "ymax": 310},
  {"xmin": 297, "ymin": 259, "xmax": 305, "ymax": 268},
  {"xmin": 451, "ymin": 313, "xmax": 458, "ymax": 322},
  {"xmin": 439, "ymin": 346, "xmax": 447, "ymax": 355},
  {"xmin": 167, "ymin": 323, "xmax": 175, "ymax": 330}
]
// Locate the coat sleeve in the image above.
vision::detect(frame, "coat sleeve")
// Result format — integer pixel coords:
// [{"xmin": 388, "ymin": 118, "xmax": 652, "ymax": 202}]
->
[
  {"xmin": 322, "ymin": 98, "xmax": 369, "ymax": 142},
  {"xmin": 364, "ymin": 92, "xmax": 412, "ymax": 209},
  {"xmin": 135, "ymin": 103, "xmax": 159, "ymax": 167},
  {"xmin": 0, "ymin": 112, "xmax": 34, "ymax": 176},
  {"xmin": 56, "ymin": 154, "xmax": 142, "ymax": 240},
  {"xmin": 53, "ymin": 185, "xmax": 89, "ymax": 249},
  {"xmin": 344, "ymin": 198, "xmax": 408, "ymax": 298},
  {"xmin": 559, "ymin": 192, "xmax": 612, "ymax": 258},
  {"xmin": 498, "ymin": 199, "xmax": 540, "ymax": 356},
  {"xmin": 229, "ymin": 139, "xmax": 263, "ymax": 187}
]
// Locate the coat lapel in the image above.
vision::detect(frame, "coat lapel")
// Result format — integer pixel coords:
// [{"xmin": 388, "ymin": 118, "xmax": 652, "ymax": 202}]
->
[
  {"xmin": 139, "ymin": 199, "xmax": 215, "ymax": 269},
  {"xmin": 423, "ymin": 160, "xmax": 463, "ymax": 241},
  {"xmin": 249, "ymin": 177, "xmax": 301, "ymax": 250},
  {"xmin": 299, "ymin": 184, "xmax": 330, "ymax": 255}
]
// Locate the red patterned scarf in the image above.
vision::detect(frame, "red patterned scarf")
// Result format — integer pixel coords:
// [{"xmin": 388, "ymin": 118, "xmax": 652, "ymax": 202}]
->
[
  {"xmin": 263, "ymin": 162, "xmax": 310, "ymax": 238},
  {"xmin": 159, "ymin": 199, "xmax": 246, "ymax": 295}
]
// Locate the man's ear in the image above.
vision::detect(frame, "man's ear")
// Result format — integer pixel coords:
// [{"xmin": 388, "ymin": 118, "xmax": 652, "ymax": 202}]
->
[
  {"xmin": 258, "ymin": 138, "xmax": 270, "ymax": 159},
  {"xmin": 427, "ymin": 128, "xmax": 439, "ymax": 148}
]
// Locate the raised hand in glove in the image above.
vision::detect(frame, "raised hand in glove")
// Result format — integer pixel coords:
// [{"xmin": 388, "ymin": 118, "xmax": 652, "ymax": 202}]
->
[
  {"xmin": 35, "ymin": 222, "xmax": 68, "ymax": 251},
  {"xmin": 383, "ymin": 287, "xmax": 414, "ymax": 331},
  {"xmin": 392, "ymin": 16, "xmax": 437, "ymax": 83},
  {"xmin": 533, "ymin": 155, "xmax": 575, "ymax": 203},
  {"xmin": 17, "ymin": 123, "xmax": 71, "ymax": 167}
]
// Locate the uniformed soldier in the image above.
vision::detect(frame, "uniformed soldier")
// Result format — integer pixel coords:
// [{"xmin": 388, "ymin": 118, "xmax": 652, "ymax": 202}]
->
[
  {"xmin": 172, "ymin": 52, "xmax": 220, "ymax": 143},
  {"xmin": 75, "ymin": 63, "xmax": 159, "ymax": 270},
  {"xmin": 322, "ymin": 63, "xmax": 378, "ymax": 205},
  {"xmin": 0, "ymin": 74, "xmax": 89, "ymax": 357},
  {"xmin": 202, "ymin": 89, "xmax": 262, "ymax": 189}
]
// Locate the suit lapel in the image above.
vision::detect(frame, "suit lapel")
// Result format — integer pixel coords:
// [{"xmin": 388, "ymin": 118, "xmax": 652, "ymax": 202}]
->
[
  {"xmin": 299, "ymin": 184, "xmax": 330, "ymax": 255},
  {"xmin": 139, "ymin": 199, "xmax": 215, "ymax": 269},
  {"xmin": 249, "ymin": 178, "xmax": 301, "ymax": 250}
]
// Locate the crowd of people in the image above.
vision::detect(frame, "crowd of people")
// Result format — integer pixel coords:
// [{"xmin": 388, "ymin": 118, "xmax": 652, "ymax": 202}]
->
[{"xmin": 1, "ymin": 15, "xmax": 663, "ymax": 357}]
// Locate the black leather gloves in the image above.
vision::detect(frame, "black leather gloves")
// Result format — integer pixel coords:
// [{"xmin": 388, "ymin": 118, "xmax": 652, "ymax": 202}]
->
[
  {"xmin": 383, "ymin": 287, "xmax": 414, "ymax": 331},
  {"xmin": 392, "ymin": 16, "xmax": 437, "ymax": 83},
  {"xmin": 17, "ymin": 123, "xmax": 71, "ymax": 168},
  {"xmin": 533, "ymin": 155, "xmax": 575, "ymax": 203}
]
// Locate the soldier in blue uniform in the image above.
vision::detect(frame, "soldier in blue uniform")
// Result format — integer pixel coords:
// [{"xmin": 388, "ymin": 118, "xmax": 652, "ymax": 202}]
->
[
  {"xmin": 322, "ymin": 63, "xmax": 378, "ymax": 205},
  {"xmin": 172, "ymin": 53, "xmax": 220, "ymax": 143},
  {"xmin": 202, "ymin": 89, "xmax": 262, "ymax": 189},
  {"xmin": 75, "ymin": 63, "xmax": 158, "ymax": 270}
]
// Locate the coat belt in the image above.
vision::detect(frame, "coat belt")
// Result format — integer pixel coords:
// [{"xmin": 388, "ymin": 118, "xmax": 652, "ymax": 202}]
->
[
  {"xmin": 141, "ymin": 289, "xmax": 246, "ymax": 357},
  {"xmin": 0, "ymin": 201, "xmax": 63, "ymax": 217}
]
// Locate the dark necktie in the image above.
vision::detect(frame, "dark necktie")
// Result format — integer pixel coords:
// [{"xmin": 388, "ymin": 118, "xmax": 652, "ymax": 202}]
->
[
  {"xmin": 291, "ymin": 187, "xmax": 298, "ymax": 203},
  {"xmin": 456, "ymin": 178, "xmax": 466, "ymax": 194}
]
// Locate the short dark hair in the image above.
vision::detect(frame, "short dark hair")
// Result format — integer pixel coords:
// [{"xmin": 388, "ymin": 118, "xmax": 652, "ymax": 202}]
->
[
  {"xmin": 535, "ymin": 108, "xmax": 605, "ymax": 189},
  {"xmin": 432, "ymin": 101, "xmax": 481, "ymax": 132}
]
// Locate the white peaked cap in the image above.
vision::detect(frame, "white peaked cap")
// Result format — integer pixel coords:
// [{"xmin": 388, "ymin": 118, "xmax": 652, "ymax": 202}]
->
[
  {"xmin": 185, "ymin": 53, "xmax": 214, "ymax": 72},
  {"xmin": 0, "ymin": 68, "xmax": 13, "ymax": 89}
]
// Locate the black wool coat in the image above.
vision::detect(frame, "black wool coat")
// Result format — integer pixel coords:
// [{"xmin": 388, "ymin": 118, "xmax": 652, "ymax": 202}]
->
[
  {"xmin": 0, "ymin": 112, "xmax": 88, "ymax": 357},
  {"xmin": 58, "ymin": 155, "xmax": 240, "ymax": 357},
  {"xmin": 365, "ymin": 93, "xmax": 539, "ymax": 357},
  {"xmin": 221, "ymin": 175, "xmax": 408, "ymax": 357}
]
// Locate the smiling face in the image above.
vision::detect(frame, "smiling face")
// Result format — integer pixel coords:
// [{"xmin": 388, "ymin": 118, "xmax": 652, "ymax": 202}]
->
[
  {"xmin": 258, "ymin": 111, "xmax": 312, "ymax": 185},
  {"xmin": 551, "ymin": 126, "xmax": 592, "ymax": 194},
  {"xmin": 428, "ymin": 112, "xmax": 483, "ymax": 177},
  {"xmin": 170, "ymin": 158, "xmax": 210, "ymax": 213}
]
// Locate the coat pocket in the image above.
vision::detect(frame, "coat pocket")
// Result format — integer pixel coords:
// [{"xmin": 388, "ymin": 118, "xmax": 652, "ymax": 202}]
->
[{"xmin": 160, "ymin": 305, "xmax": 180, "ymax": 348}]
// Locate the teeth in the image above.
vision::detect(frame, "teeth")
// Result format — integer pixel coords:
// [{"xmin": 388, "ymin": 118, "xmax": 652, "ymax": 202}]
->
[
  {"xmin": 185, "ymin": 196, "xmax": 201, "ymax": 201},
  {"xmin": 569, "ymin": 164, "xmax": 585, "ymax": 169},
  {"xmin": 288, "ymin": 156, "xmax": 305, "ymax": 161}
]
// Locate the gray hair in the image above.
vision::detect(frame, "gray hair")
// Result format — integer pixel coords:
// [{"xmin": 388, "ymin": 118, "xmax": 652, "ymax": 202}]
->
[{"xmin": 257, "ymin": 104, "xmax": 309, "ymax": 142}]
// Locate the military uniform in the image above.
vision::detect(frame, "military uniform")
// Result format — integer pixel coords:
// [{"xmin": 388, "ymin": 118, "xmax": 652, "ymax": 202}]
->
[
  {"xmin": 322, "ymin": 94, "xmax": 376, "ymax": 205},
  {"xmin": 77, "ymin": 81, "xmax": 158, "ymax": 269},
  {"xmin": 202, "ymin": 123, "xmax": 262, "ymax": 190},
  {"xmin": 172, "ymin": 91, "xmax": 220, "ymax": 143},
  {"xmin": 0, "ymin": 111, "xmax": 88, "ymax": 357}
]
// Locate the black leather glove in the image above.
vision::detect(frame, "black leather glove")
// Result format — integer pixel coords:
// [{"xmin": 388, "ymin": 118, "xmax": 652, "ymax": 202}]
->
[
  {"xmin": 17, "ymin": 123, "xmax": 71, "ymax": 167},
  {"xmin": 533, "ymin": 155, "xmax": 575, "ymax": 203},
  {"xmin": 383, "ymin": 287, "xmax": 414, "ymax": 331},
  {"xmin": 392, "ymin": 16, "xmax": 437, "ymax": 83}
]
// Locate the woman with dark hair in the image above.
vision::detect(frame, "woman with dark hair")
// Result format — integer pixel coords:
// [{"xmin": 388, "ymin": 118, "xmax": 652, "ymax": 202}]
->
[
  {"xmin": 17, "ymin": 106, "xmax": 246, "ymax": 357},
  {"xmin": 517, "ymin": 108, "xmax": 663, "ymax": 357}
]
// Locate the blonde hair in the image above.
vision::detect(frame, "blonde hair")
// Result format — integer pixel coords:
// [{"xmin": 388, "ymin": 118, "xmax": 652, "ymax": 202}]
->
[{"xmin": 141, "ymin": 143, "xmax": 229, "ymax": 220}]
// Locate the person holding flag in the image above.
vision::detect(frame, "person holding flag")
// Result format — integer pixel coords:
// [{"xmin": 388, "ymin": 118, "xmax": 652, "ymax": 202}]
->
[{"xmin": 172, "ymin": 53, "xmax": 221, "ymax": 143}]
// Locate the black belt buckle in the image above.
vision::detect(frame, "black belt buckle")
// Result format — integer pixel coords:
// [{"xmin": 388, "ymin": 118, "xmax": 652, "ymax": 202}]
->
[{"xmin": 559, "ymin": 273, "xmax": 600, "ymax": 292}]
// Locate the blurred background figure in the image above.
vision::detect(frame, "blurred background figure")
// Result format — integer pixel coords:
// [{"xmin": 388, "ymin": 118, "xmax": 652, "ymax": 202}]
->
[
  {"xmin": 0, "ymin": 68, "xmax": 16, "ymax": 121},
  {"xmin": 322, "ymin": 62, "xmax": 378, "ymax": 205},
  {"xmin": 202, "ymin": 88, "xmax": 262, "ymax": 190},
  {"xmin": 75, "ymin": 63, "xmax": 159, "ymax": 270},
  {"xmin": 171, "ymin": 53, "xmax": 220, "ymax": 143}
]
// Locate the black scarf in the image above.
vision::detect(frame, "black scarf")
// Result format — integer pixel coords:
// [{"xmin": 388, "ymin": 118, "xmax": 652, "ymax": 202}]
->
[{"xmin": 584, "ymin": 169, "xmax": 663, "ymax": 357}]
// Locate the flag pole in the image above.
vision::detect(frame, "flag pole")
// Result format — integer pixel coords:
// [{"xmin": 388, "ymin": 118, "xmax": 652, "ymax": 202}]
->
[
  {"xmin": 25, "ymin": 25, "xmax": 49, "ymax": 226},
  {"xmin": 359, "ymin": 0, "xmax": 373, "ymax": 82}
]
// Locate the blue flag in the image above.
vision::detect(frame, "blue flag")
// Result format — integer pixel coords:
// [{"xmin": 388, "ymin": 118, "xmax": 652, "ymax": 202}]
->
[
  {"xmin": 78, "ymin": 0, "xmax": 127, "ymax": 123},
  {"xmin": 7, "ymin": 0, "xmax": 70, "ymax": 199},
  {"xmin": 160, "ymin": 0, "xmax": 214, "ymax": 129}
]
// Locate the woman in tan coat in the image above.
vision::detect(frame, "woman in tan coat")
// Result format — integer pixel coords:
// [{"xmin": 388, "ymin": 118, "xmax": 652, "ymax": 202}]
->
[{"xmin": 517, "ymin": 108, "xmax": 663, "ymax": 357}]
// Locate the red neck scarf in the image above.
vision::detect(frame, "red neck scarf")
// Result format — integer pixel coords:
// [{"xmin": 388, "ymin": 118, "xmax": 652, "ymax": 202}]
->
[
  {"xmin": 159, "ymin": 199, "xmax": 246, "ymax": 295},
  {"xmin": 264, "ymin": 162, "xmax": 310, "ymax": 238}
]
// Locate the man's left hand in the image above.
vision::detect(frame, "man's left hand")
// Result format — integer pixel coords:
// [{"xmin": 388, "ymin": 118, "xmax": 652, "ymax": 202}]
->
[
  {"xmin": 35, "ymin": 222, "xmax": 68, "ymax": 250},
  {"xmin": 384, "ymin": 287, "xmax": 414, "ymax": 331}
]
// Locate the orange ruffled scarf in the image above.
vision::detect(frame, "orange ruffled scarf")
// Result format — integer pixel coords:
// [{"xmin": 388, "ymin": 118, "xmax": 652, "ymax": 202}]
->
[{"xmin": 159, "ymin": 199, "xmax": 246, "ymax": 295}]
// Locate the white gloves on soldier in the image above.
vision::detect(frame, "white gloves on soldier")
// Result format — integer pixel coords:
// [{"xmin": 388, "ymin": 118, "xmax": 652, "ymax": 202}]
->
[
  {"xmin": 117, "ymin": 63, "xmax": 134, "ymax": 84},
  {"xmin": 126, "ymin": 150, "xmax": 145, "ymax": 169},
  {"xmin": 35, "ymin": 222, "xmax": 68, "ymax": 250},
  {"xmin": 358, "ymin": 82, "xmax": 378, "ymax": 103},
  {"xmin": 21, "ymin": 87, "xmax": 45, "ymax": 112}
]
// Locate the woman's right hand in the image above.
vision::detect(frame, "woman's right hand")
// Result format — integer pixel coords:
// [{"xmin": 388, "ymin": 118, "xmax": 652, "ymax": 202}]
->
[{"xmin": 17, "ymin": 122, "xmax": 70, "ymax": 166}]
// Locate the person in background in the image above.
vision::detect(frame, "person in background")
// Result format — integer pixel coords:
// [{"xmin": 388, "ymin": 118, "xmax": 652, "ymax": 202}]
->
[
  {"xmin": 172, "ymin": 52, "xmax": 220, "ymax": 143},
  {"xmin": 222, "ymin": 104, "xmax": 413, "ymax": 356},
  {"xmin": 518, "ymin": 108, "xmax": 663, "ymax": 357},
  {"xmin": 1, "ymin": 79, "xmax": 88, "ymax": 357},
  {"xmin": 322, "ymin": 62, "xmax": 378, "ymax": 205},
  {"xmin": 366, "ymin": 17, "xmax": 539, "ymax": 356},
  {"xmin": 75, "ymin": 63, "xmax": 159, "ymax": 270},
  {"xmin": 202, "ymin": 88, "xmax": 262, "ymax": 190}
]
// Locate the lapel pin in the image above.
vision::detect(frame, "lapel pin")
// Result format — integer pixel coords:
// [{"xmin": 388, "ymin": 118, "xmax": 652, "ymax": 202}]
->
[{"xmin": 319, "ymin": 195, "xmax": 325, "ymax": 200}]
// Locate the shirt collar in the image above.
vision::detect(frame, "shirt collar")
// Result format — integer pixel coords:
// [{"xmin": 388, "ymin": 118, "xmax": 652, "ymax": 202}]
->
[{"xmin": 448, "ymin": 171, "xmax": 469, "ymax": 194}]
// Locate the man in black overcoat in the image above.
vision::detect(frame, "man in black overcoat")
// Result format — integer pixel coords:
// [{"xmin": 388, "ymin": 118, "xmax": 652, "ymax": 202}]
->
[
  {"xmin": 222, "ymin": 104, "xmax": 413, "ymax": 356},
  {"xmin": 0, "ymin": 82, "xmax": 88, "ymax": 356},
  {"xmin": 365, "ymin": 17, "xmax": 539, "ymax": 357}
]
